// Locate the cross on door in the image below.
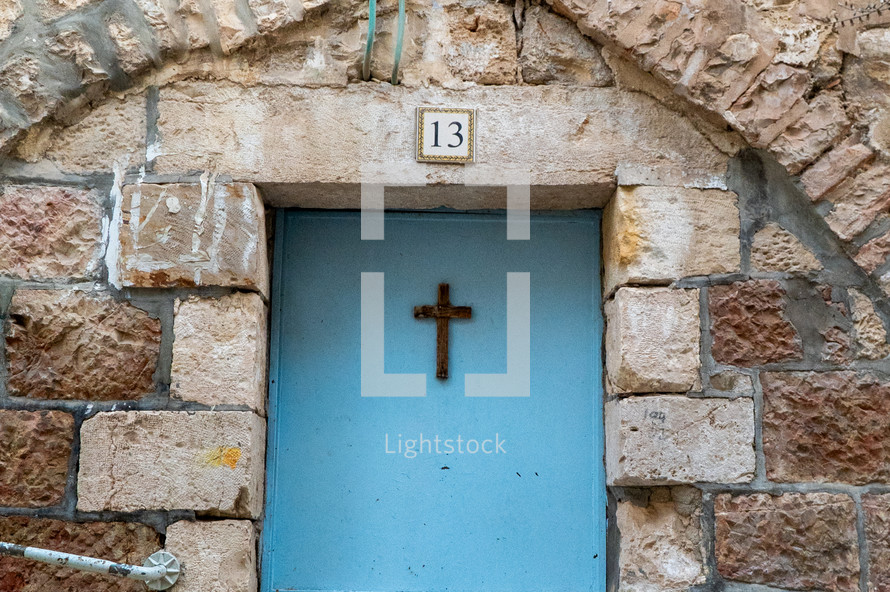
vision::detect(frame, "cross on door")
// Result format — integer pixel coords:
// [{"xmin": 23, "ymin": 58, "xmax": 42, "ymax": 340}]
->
[{"xmin": 414, "ymin": 283, "xmax": 472, "ymax": 379}]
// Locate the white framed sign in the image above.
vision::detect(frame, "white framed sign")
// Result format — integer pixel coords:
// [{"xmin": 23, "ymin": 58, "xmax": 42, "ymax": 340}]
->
[{"xmin": 416, "ymin": 107, "xmax": 476, "ymax": 163}]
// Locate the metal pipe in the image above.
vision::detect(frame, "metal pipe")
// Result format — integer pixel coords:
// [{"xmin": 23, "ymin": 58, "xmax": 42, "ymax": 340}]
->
[
  {"xmin": 0, "ymin": 542, "xmax": 180, "ymax": 590},
  {"xmin": 362, "ymin": 0, "xmax": 377, "ymax": 80},
  {"xmin": 391, "ymin": 0, "xmax": 406, "ymax": 84}
]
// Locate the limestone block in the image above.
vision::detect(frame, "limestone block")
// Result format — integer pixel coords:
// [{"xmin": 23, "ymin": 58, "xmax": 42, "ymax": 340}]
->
[
  {"xmin": 709, "ymin": 280, "xmax": 803, "ymax": 366},
  {"xmin": 13, "ymin": 94, "xmax": 146, "ymax": 173},
  {"xmin": 605, "ymin": 287, "xmax": 701, "ymax": 393},
  {"xmin": 0, "ymin": 410, "xmax": 73, "ymax": 507},
  {"xmin": 0, "ymin": 516, "xmax": 159, "ymax": 592},
  {"xmin": 6, "ymin": 290, "xmax": 161, "ymax": 400},
  {"xmin": 45, "ymin": 28, "xmax": 108, "ymax": 84},
  {"xmin": 824, "ymin": 160, "xmax": 890, "ymax": 241},
  {"xmin": 606, "ymin": 396, "xmax": 754, "ymax": 485},
  {"xmin": 248, "ymin": 0, "xmax": 302, "ymax": 34},
  {"xmin": 762, "ymin": 371, "xmax": 890, "ymax": 484},
  {"xmin": 166, "ymin": 520, "xmax": 257, "ymax": 592},
  {"xmin": 769, "ymin": 92, "xmax": 850, "ymax": 175},
  {"xmin": 855, "ymin": 228, "xmax": 890, "ymax": 273},
  {"xmin": 0, "ymin": 185, "xmax": 103, "ymax": 280},
  {"xmin": 114, "ymin": 182, "xmax": 269, "ymax": 296},
  {"xmin": 715, "ymin": 493, "xmax": 859, "ymax": 591},
  {"xmin": 616, "ymin": 489, "xmax": 705, "ymax": 591},
  {"xmin": 863, "ymin": 494, "xmax": 890, "ymax": 592},
  {"xmin": 728, "ymin": 64, "xmax": 810, "ymax": 147},
  {"xmin": 172, "ymin": 293, "xmax": 267, "ymax": 413},
  {"xmin": 800, "ymin": 136, "xmax": 873, "ymax": 202},
  {"xmin": 77, "ymin": 411, "xmax": 265, "ymax": 517},
  {"xmin": 444, "ymin": 3, "xmax": 516, "ymax": 84},
  {"xmin": 155, "ymin": 82, "xmax": 730, "ymax": 207},
  {"xmin": 0, "ymin": 0, "xmax": 21, "ymax": 43},
  {"xmin": 750, "ymin": 223, "xmax": 822, "ymax": 273},
  {"xmin": 602, "ymin": 186, "xmax": 740, "ymax": 294},
  {"xmin": 519, "ymin": 6, "xmax": 612, "ymax": 86},
  {"xmin": 850, "ymin": 289, "xmax": 890, "ymax": 360}
]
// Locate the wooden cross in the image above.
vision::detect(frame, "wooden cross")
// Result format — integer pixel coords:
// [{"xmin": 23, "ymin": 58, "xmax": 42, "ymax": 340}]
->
[{"xmin": 414, "ymin": 283, "xmax": 472, "ymax": 379}]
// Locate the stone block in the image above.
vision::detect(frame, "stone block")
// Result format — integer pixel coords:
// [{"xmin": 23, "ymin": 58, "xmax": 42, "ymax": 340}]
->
[
  {"xmin": 728, "ymin": 64, "xmax": 811, "ymax": 148},
  {"xmin": 519, "ymin": 6, "xmax": 612, "ymax": 86},
  {"xmin": 0, "ymin": 0, "xmax": 21, "ymax": 43},
  {"xmin": 602, "ymin": 186, "xmax": 740, "ymax": 294},
  {"xmin": 616, "ymin": 488, "xmax": 704, "ymax": 591},
  {"xmin": 78, "ymin": 411, "xmax": 265, "ymax": 517},
  {"xmin": 715, "ymin": 493, "xmax": 859, "ymax": 591},
  {"xmin": 863, "ymin": 494, "xmax": 890, "ymax": 592},
  {"xmin": 709, "ymin": 280, "xmax": 803, "ymax": 366},
  {"xmin": 0, "ymin": 186, "xmax": 103, "ymax": 280},
  {"xmin": 824, "ymin": 160, "xmax": 890, "ymax": 241},
  {"xmin": 605, "ymin": 396, "xmax": 754, "ymax": 485},
  {"xmin": 605, "ymin": 287, "xmax": 701, "ymax": 393},
  {"xmin": 444, "ymin": 3, "xmax": 517, "ymax": 84},
  {"xmin": 849, "ymin": 289, "xmax": 890, "ymax": 360},
  {"xmin": 165, "ymin": 520, "xmax": 257, "ymax": 592},
  {"xmin": 750, "ymin": 223, "xmax": 822, "ymax": 273},
  {"xmin": 13, "ymin": 94, "xmax": 146, "ymax": 173},
  {"xmin": 155, "ymin": 82, "xmax": 729, "ymax": 207},
  {"xmin": 0, "ymin": 516, "xmax": 159, "ymax": 592},
  {"xmin": 0, "ymin": 410, "xmax": 73, "ymax": 507},
  {"xmin": 114, "ymin": 183, "xmax": 269, "ymax": 297},
  {"xmin": 762, "ymin": 371, "xmax": 890, "ymax": 484},
  {"xmin": 769, "ymin": 92, "xmax": 850, "ymax": 175},
  {"xmin": 6, "ymin": 290, "xmax": 160, "ymax": 400},
  {"xmin": 172, "ymin": 293, "xmax": 267, "ymax": 412},
  {"xmin": 855, "ymin": 229, "xmax": 890, "ymax": 274},
  {"xmin": 800, "ymin": 136, "xmax": 874, "ymax": 202}
]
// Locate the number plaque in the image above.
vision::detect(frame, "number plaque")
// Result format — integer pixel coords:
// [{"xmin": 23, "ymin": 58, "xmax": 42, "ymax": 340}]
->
[{"xmin": 416, "ymin": 107, "xmax": 476, "ymax": 163}]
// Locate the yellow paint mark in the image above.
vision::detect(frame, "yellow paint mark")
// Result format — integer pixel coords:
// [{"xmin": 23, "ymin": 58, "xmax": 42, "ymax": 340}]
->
[{"xmin": 203, "ymin": 446, "xmax": 242, "ymax": 470}]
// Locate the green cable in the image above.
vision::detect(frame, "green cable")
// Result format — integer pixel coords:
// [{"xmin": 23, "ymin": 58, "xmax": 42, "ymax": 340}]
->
[
  {"xmin": 362, "ymin": 0, "xmax": 377, "ymax": 81},
  {"xmin": 391, "ymin": 0, "xmax": 406, "ymax": 85}
]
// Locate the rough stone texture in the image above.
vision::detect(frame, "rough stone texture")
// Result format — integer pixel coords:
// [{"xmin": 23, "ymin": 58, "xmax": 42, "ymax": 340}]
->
[
  {"xmin": 6, "ymin": 290, "xmax": 160, "ymax": 400},
  {"xmin": 0, "ymin": 185, "xmax": 103, "ymax": 280},
  {"xmin": 800, "ymin": 136, "xmax": 874, "ymax": 202},
  {"xmin": 762, "ymin": 371, "xmax": 890, "ymax": 484},
  {"xmin": 709, "ymin": 280, "xmax": 803, "ymax": 366},
  {"xmin": 155, "ymin": 82, "xmax": 730, "ymax": 207},
  {"xmin": 0, "ymin": 0, "xmax": 22, "ymax": 42},
  {"xmin": 855, "ymin": 229, "xmax": 890, "ymax": 274},
  {"xmin": 849, "ymin": 289, "xmax": 890, "ymax": 360},
  {"xmin": 750, "ymin": 223, "xmax": 822, "ymax": 273},
  {"xmin": 519, "ymin": 5, "xmax": 612, "ymax": 86},
  {"xmin": 0, "ymin": 516, "xmax": 159, "ymax": 592},
  {"xmin": 728, "ymin": 64, "xmax": 810, "ymax": 148},
  {"xmin": 605, "ymin": 287, "xmax": 701, "ymax": 394},
  {"xmin": 78, "ymin": 411, "xmax": 266, "ymax": 517},
  {"xmin": 602, "ymin": 186, "xmax": 740, "ymax": 295},
  {"xmin": 709, "ymin": 370, "xmax": 754, "ymax": 396},
  {"xmin": 605, "ymin": 396, "xmax": 755, "ymax": 485},
  {"xmin": 172, "ymin": 293, "xmax": 267, "ymax": 413},
  {"xmin": 715, "ymin": 493, "xmax": 859, "ymax": 592},
  {"xmin": 863, "ymin": 494, "xmax": 890, "ymax": 592},
  {"xmin": 824, "ymin": 160, "xmax": 890, "ymax": 241},
  {"xmin": 769, "ymin": 93, "xmax": 850, "ymax": 175},
  {"xmin": 0, "ymin": 410, "xmax": 73, "ymax": 507},
  {"xmin": 165, "ymin": 520, "xmax": 257, "ymax": 592},
  {"xmin": 444, "ymin": 3, "xmax": 516, "ymax": 84},
  {"xmin": 616, "ymin": 488, "xmax": 705, "ymax": 591},
  {"xmin": 12, "ymin": 94, "xmax": 146, "ymax": 173},
  {"xmin": 114, "ymin": 182, "xmax": 270, "ymax": 297}
]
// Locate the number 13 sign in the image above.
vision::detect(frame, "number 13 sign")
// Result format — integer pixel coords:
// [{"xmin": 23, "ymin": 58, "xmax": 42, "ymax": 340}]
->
[{"xmin": 416, "ymin": 107, "xmax": 476, "ymax": 163}]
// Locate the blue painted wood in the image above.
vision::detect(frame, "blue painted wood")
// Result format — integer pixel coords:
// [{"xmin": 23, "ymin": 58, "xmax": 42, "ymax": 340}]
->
[{"xmin": 263, "ymin": 210, "xmax": 605, "ymax": 592}]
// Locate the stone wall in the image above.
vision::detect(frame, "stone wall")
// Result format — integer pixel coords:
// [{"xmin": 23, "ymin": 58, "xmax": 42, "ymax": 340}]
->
[{"xmin": 0, "ymin": 1, "xmax": 889, "ymax": 591}]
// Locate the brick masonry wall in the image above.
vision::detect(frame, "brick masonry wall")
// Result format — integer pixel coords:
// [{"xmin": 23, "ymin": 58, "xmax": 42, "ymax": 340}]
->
[
  {"xmin": 603, "ymin": 152, "xmax": 890, "ymax": 592},
  {"xmin": 0, "ymin": 178, "xmax": 269, "ymax": 590},
  {"xmin": 0, "ymin": 2, "xmax": 889, "ymax": 592}
]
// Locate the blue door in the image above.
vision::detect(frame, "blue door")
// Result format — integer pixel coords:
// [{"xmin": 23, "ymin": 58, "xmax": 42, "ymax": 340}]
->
[{"xmin": 264, "ymin": 210, "xmax": 605, "ymax": 592}]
